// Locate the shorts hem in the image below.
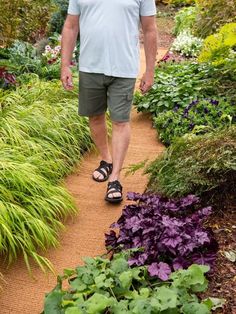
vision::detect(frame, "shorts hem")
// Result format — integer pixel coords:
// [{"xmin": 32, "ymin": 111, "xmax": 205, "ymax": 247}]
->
[{"xmin": 78, "ymin": 110, "xmax": 106, "ymax": 117}]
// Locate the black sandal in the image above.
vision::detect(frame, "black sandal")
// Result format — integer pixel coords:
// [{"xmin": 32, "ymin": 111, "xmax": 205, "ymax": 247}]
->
[
  {"xmin": 92, "ymin": 160, "xmax": 113, "ymax": 182},
  {"xmin": 105, "ymin": 180, "xmax": 123, "ymax": 203}
]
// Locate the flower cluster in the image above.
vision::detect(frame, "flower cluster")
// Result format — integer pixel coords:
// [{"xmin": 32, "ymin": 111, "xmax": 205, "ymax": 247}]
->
[
  {"xmin": 171, "ymin": 30, "xmax": 203, "ymax": 58},
  {"xmin": 42, "ymin": 45, "xmax": 61, "ymax": 64},
  {"xmin": 105, "ymin": 192, "xmax": 218, "ymax": 281}
]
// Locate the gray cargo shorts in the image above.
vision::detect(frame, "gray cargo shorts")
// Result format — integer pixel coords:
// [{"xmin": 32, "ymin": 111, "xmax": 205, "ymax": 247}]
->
[{"xmin": 79, "ymin": 71, "xmax": 136, "ymax": 122}]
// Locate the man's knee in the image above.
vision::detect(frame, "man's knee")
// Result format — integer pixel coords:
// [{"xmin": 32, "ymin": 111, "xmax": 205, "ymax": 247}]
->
[
  {"xmin": 89, "ymin": 113, "xmax": 106, "ymax": 125},
  {"xmin": 112, "ymin": 121, "xmax": 130, "ymax": 129}
]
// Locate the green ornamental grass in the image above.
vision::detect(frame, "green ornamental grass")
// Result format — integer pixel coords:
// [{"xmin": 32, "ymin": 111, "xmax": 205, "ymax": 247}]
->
[{"xmin": 0, "ymin": 76, "xmax": 92, "ymax": 272}]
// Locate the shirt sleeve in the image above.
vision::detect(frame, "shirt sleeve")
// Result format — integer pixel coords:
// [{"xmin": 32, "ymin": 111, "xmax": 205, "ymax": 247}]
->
[
  {"xmin": 140, "ymin": 0, "xmax": 157, "ymax": 16},
  {"xmin": 68, "ymin": 0, "xmax": 80, "ymax": 15}
]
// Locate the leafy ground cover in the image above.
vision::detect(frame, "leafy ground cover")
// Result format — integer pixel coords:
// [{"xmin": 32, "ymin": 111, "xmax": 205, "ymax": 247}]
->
[
  {"xmin": 0, "ymin": 77, "xmax": 92, "ymax": 270},
  {"xmin": 154, "ymin": 98, "xmax": 235, "ymax": 145},
  {"xmin": 135, "ymin": 60, "xmax": 235, "ymax": 114},
  {"xmin": 43, "ymin": 251, "xmax": 222, "ymax": 314},
  {"xmin": 134, "ymin": 57, "xmax": 236, "ymax": 145}
]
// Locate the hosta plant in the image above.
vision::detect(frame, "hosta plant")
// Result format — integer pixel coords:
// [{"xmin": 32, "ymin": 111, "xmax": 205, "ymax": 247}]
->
[
  {"xmin": 134, "ymin": 62, "xmax": 217, "ymax": 115},
  {"xmin": 134, "ymin": 60, "xmax": 236, "ymax": 121},
  {"xmin": 43, "ymin": 251, "xmax": 222, "ymax": 314},
  {"xmin": 171, "ymin": 30, "xmax": 203, "ymax": 57},
  {"xmin": 105, "ymin": 193, "xmax": 218, "ymax": 279}
]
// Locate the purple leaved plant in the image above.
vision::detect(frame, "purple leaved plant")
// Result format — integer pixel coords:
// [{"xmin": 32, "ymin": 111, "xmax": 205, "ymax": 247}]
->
[{"xmin": 105, "ymin": 192, "xmax": 218, "ymax": 281}]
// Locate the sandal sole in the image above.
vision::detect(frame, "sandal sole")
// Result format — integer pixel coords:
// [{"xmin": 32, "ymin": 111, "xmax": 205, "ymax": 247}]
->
[
  {"xmin": 105, "ymin": 196, "xmax": 123, "ymax": 204},
  {"xmin": 92, "ymin": 175, "xmax": 109, "ymax": 182}
]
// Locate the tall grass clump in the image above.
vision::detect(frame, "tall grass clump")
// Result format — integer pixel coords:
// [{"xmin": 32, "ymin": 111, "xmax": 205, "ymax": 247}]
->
[
  {"xmin": 146, "ymin": 127, "xmax": 236, "ymax": 200},
  {"xmin": 0, "ymin": 76, "xmax": 92, "ymax": 271}
]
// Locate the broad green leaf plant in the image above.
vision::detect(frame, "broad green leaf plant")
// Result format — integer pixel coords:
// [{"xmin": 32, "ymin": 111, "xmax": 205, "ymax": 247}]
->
[{"xmin": 43, "ymin": 251, "xmax": 223, "ymax": 314}]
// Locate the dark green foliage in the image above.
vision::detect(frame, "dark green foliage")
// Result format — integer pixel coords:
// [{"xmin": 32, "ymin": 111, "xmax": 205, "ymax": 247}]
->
[
  {"xmin": 49, "ymin": 0, "xmax": 69, "ymax": 34},
  {"xmin": 146, "ymin": 127, "xmax": 236, "ymax": 198},
  {"xmin": 0, "ymin": 41, "xmax": 62, "ymax": 83},
  {"xmin": 134, "ymin": 61, "xmax": 236, "ymax": 117},
  {"xmin": 43, "ymin": 251, "xmax": 219, "ymax": 314},
  {"xmin": 154, "ymin": 98, "xmax": 235, "ymax": 145}
]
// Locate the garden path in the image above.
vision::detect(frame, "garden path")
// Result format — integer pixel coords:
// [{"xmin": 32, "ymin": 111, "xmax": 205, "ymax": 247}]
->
[{"xmin": 0, "ymin": 47, "xmax": 167, "ymax": 314}]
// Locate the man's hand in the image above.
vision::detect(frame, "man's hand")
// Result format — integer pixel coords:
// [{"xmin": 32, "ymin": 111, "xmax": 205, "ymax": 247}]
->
[
  {"xmin": 139, "ymin": 71, "xmax": 154, "ymax": 94},
  {"xmin": 61, "ymin": 65, "xmax": 74, "ymax": 90}
]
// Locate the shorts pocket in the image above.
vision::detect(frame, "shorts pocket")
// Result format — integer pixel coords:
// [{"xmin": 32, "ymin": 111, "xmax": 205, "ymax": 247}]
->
[{"xmin": 109, "ymin": 93, "xmax": 133, "ymax": 122}]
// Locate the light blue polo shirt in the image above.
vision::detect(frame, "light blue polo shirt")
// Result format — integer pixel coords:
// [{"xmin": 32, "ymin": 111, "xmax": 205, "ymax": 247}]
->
[{"xmin": 68, "ymin": 0, "xmax": 156, "ymax": 78}]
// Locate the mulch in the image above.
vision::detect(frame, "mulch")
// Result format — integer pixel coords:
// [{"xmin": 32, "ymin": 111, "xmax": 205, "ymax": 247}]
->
[{"xmin": 204, "ymin": 207, "xmax": 236, "ymax": 314}]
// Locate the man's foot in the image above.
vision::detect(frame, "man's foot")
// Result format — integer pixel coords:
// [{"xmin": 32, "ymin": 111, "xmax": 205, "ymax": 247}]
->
[
  {"xmin": 105, "ymin": 180, "xmax": 123, "ymax": 203},
  {"xmin": 92, "ymin": 160, "xmax": 113, "ymax": 182}
]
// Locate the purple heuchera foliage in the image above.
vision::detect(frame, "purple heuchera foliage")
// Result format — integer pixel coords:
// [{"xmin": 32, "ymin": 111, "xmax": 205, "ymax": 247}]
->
[
  {"xmin": 148, "ymin": 262, "xmax": 171, "ymax": 281},
  {"xmin": 105, "ymin": 193, "xmax": 218, "ymax": 281}
]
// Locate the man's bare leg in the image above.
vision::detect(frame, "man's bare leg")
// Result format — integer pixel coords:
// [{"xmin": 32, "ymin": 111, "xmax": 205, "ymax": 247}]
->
[
  {"xmin": 108, "ymin": 121, "xmax": 131, "ymax": 198},
  {"xmin": 89, "ymin": 114, "xmax": 112, "ymax": 180}
]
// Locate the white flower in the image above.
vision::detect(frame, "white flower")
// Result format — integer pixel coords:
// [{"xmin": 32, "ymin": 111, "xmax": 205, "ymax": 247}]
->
[
  {"xmin": 45, "ymin": 45, "xmax": 51, "ymax": 51},
  {"xmin": 171, "ymin": 30, "xmax": 203, "ymax": 58}
]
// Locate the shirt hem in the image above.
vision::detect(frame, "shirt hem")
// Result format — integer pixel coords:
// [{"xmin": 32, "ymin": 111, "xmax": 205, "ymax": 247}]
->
[
  {"xmin": 67, "ymin": 10, "xmax": 80, "ymax": 15},
  {"xmin": 79, "ymin": 67, "xmax": 138, "ymax": 78},
  {"xmin": 140, "ymin": 10, "xmax": 157, "ymax": 16}
]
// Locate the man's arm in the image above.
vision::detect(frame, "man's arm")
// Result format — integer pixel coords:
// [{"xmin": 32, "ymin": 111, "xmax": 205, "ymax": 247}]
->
[
  {"xmin": 140, "ymin": 15, "xmax": 157, "ymax": 94},
  {"xmin": 61, "ymin": 15, "xmax": 79, "ymax": 90}
]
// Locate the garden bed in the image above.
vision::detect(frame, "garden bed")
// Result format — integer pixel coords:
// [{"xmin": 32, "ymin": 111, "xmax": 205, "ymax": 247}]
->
[{"xmin": 205, "ymin": 207, "xmax": 236, "ymax": 313}]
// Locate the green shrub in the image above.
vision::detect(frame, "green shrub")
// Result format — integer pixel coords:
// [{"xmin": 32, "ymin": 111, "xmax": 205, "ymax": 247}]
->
[
  {"xmin": 194, "ymin": 0, "xmax": 236, "ymax": 38},
  {"xmin": 169, "ymin": 0, "xmax": 195, "ymax": 6},
  {"xmin": 49, "ymin": 0, "xmax": 69, "ymax": 34},
  {"xmin": 154, "ymin": 98, "xmax": 235, "ymax": 145},
  {"xmin": 198, "ymin": 23, "xmax": 236, "ymax": 65},
  {"xmin": 146, "ymin": 126, "xmax": 236, "ymax": 198},
  {"xmin": 173, "ymin": 6, "xmax": 197, "ymax": 35},
  {"xmin": 0, "ymin": 0, "xmax": 56, "ymax": 46},
  {"xmin": 0, "ymin": 77, "xmax": 92, "ymax": 271},
  {"xmin": 43, "ymin": 250, "xmax": 220, "ymax": 314},
  {"xmin": 0, "ymin": 40, "xmax": 62, "ymax": 82}
]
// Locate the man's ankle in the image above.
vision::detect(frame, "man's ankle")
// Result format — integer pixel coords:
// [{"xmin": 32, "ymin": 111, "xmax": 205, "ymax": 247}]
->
[{"xmin": 101, "ymin": 156, "xmax": 112, "ymax": 164}]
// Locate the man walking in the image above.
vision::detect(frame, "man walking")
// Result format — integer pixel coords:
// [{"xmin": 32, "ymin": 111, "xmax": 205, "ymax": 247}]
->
[{"xmin": 61, "ymin": 0, "xmax": 157, "ymax": 203}]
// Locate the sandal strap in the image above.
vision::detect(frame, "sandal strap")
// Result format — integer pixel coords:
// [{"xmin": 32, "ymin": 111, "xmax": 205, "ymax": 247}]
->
[
  {"xmin": 95, "ymin": 160, "xmax": 113, "ymax": 178},
  {"xmin": 107, "ymin": 180, "xmax": 123, "ymax": 193}
]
